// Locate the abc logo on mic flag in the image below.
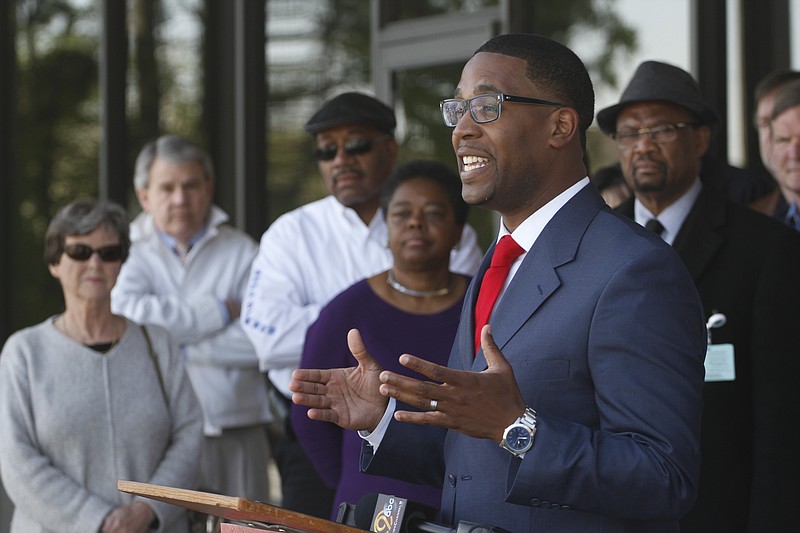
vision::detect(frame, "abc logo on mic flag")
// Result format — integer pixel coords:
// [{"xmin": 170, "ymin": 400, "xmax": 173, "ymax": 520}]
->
[{"xmin": 370, "ymin": 494, "xmax": 408, "ymax": 533}]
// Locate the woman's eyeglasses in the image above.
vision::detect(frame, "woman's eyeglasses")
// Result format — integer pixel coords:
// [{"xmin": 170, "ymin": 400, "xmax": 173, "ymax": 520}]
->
[
  {"xmin": 63, "ymin": 244, "xmax": 124, "ymax": 262},
  {"xmin": 313, "ymin": 134, "xmax": 391, "ymax": 161}
]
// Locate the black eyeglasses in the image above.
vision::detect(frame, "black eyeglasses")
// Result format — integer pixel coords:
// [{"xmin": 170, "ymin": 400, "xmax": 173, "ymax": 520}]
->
[
  {"xmin": 611, "ymin": 123, "xmax": 698, "ymax": 148},
  {"xmin": 313, "ymin": 134, "xmax": 391, "ymax": 161},
  {"xmin": 63, "ymin": 243, "xmax": 124, "ymax": 262},
  {"xmin": 440, "ymin": 93, "xmax": 566, "ymax": 127}
]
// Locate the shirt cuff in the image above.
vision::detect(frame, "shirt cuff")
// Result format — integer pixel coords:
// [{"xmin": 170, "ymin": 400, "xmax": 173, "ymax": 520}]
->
[{"xmin": 358, "ymin": 398, "xmax": 396, "ymax": 451}]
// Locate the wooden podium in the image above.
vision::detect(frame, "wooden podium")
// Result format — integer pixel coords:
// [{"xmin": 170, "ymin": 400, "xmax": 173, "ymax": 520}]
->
[{"xmin": 118, "ymin": 480, "xmax": 364, "ymax": 533}]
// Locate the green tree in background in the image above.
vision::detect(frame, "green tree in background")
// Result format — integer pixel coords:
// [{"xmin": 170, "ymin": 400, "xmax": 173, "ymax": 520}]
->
[
  {"xmin": 7, "ymin": 0, "xmax": 637, "ymax": 331},
  {"xmin": 14, "ymin": 0, "xmax": 99, "ymax": 326}
]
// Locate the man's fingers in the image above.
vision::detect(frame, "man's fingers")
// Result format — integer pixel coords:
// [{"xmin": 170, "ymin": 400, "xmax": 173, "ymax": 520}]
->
[
  {"xmin": 291, "ymin": 367, "xmax": 328, "ymax": 384},
  {"xmin": 347, "ymin": 328, "xmax": 366, "ymax": 356},
  {"xmin": 398, "ymin": 353, "xmax": 454, "ymax": 384},
  {"xmin": 480, "ymin": 324, "xmax": 510, "ymax": 370}
]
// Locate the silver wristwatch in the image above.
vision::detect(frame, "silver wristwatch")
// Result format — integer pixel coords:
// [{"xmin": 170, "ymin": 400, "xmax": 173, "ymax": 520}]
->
[{"xmin": 500, "ymin": 407, "xmax": 538, "ymax": 456}]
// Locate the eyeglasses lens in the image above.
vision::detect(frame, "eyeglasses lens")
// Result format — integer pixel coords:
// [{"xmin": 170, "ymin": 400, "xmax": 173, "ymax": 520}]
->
[
  {"xmin": 64, "ymin": 244, "xmax": 123, "ymax": 262},
  {"xmin": 441, "ymin": 95, "xmax": 500, "ymax": 127},
  {"xmin": 313, "ymin": 138, "xmax": 374, "ymax": 161}
]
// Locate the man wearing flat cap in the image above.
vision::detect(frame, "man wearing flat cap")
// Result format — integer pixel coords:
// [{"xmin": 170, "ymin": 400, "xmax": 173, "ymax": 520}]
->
[
  {"xmin": 241, "ymin": 92, "xmax": 481, "ymax": 517},
  {"xmin": 599, "ymin": 60, "xmax": 800, "ymax": 532}
]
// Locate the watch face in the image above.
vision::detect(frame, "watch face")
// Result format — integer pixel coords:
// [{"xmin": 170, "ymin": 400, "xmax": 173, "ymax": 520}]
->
[{"xmin": 506, "ymin": 425, "xmax": 532, "ymax": 452}]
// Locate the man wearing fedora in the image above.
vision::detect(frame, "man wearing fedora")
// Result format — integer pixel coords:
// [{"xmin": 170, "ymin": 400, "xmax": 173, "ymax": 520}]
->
[
  {"xmin": 240, "ymin": 92, "xmax": 482, "ymax": 517},
  {"xmin": 598, "ymin": 60, "xmax": 800, "ymax": 532}
]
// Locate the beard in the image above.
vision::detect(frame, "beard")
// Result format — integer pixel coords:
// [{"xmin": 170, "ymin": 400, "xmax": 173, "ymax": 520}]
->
[{"xmin": 631, "ymin": 160, "xmax": 668, "ymax": 193}]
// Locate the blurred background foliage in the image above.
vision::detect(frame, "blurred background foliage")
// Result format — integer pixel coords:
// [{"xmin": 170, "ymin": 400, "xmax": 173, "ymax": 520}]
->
[{"xmin": 6, "ymin": 0, "xmax": 635, "ymax": 331}]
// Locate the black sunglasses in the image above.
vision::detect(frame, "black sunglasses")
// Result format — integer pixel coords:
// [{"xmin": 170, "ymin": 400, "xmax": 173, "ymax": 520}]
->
[
  {"xmin": 313, "ymin": 134, "xmax": 390, "ymax": 161},
  {"xmin": 63, "ymin": 243, "xmax": 124, "ymax": 262}
]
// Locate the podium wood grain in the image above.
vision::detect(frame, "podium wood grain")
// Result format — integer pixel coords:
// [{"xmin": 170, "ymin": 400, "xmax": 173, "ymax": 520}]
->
[{"xmin": 118, "ymin": 480, "xmax": 364, "ymax": 533}]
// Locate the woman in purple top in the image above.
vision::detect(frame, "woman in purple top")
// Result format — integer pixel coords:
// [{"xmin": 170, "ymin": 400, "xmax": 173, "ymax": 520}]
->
[{"xmin": 292, "ymin": 160, "xmax": 474, "ymax": 519}]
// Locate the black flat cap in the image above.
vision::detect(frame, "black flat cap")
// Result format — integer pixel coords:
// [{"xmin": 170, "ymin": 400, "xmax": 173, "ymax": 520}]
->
[
  {"xmin": 596, "ymin": 61, "xmax": 719, "ymax": 134},
  {"xmin": 304, "ymin": 92, "xmax": 396, "ymax": 136}
]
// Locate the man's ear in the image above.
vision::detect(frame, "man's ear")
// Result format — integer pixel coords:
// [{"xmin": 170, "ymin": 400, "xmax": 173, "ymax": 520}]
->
[
  {"xmin": 550, "ymin": 107, "xmax": 580, "ymax": 148},
  {"xmin": 135, "ymin": 187, "xmax": 150, "ymax": 213}
]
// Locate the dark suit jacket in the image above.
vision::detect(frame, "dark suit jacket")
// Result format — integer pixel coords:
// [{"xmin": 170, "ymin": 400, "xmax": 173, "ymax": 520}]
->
[
  {"xmin": 363, "ymin": 184, "xmax": 706, "ymax": 532},
  {"xmin": 617, "ymin": 187, "xmax": 800, "ymax": 532}
]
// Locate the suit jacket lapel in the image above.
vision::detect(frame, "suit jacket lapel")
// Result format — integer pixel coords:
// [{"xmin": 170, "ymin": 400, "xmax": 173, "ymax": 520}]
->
[
  {"xmin": 616, "ymin": 189, "xmax": 725, "ymax": 283},
  {"xmin": 471, "ymin": 184, "xmax": 607, "ymax": 369},
  {"xmin": 671, "ymin": 187, "xmax": 726, "ymax": 281},
  {"xmin": 458, "ymin": 249, "xmax": 491, "ymax": 370}
]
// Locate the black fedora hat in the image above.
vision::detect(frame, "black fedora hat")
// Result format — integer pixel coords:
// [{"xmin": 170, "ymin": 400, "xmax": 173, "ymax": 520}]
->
[
  {"xmin": 304, "ymin": 92, "xmax": 396, "ymax": 136},
  {"xmin": 596, "ymin": 61, "xmax": 719, "ymax": 134}
]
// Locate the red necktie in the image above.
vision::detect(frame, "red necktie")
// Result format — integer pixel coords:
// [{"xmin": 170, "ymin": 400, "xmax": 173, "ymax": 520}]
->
[{"xmin": 474, "ymin": 235, "xmax": 525, "ymax": 353}]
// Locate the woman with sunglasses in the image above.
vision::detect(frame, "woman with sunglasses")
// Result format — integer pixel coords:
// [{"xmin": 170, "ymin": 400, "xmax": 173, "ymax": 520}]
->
[
  {"xmin": 291, "ymin": 160, "xmax": 473, "ymax": 519},
  {"xmin": 0, "ymin": 199, "xmax": 202, "ymax": 533}
]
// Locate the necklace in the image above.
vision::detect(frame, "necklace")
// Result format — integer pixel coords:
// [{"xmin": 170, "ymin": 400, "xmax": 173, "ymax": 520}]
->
[{"xmin": 386, "ymin": 270, "xmax": 451, "ymax": 298}]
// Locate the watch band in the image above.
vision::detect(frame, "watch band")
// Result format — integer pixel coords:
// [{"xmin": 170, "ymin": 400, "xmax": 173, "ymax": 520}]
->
[{"xmin": 500, "ymin": 406, "xmax": 538, "ymax": 456}]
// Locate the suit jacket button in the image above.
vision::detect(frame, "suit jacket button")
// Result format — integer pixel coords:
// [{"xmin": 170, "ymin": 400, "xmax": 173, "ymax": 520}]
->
[
  {"xmin": 530, "ymin": 498, "xmax": 541, "ymax": 507},
  {"xmin": 448, "ymin": 474, "xmax": 456, "ymax": 487},
  {"xmin": 541, "ymin": 501, "xmax": 551, "ymax": 509}
]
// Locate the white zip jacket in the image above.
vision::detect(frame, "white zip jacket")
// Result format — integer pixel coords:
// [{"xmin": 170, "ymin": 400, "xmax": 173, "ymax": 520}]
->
[
  {"xmin": 241, "ymin": 195, "xmax": 483, "ymax": 396},
  {"xmin": 112, "ymin": 205, "xmax": 272, "ymax": 433}
]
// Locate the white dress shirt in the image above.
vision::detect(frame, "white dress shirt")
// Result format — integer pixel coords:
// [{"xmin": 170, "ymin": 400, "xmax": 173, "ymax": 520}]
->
[{"xmin": 633, "ymin": 178, "xmax": 702, "ymax": 245}]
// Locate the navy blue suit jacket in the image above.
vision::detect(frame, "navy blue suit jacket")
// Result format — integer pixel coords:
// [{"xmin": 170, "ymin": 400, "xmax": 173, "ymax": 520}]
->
[{"xmin": 362, "ymin": 184, "xmax": 706, "ymax": 532}]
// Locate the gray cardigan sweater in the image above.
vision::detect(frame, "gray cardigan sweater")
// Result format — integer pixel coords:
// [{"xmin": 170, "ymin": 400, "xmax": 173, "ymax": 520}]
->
[{"xmin": 0, "ymin": 318, "xmax": 203, "ymax": 533}]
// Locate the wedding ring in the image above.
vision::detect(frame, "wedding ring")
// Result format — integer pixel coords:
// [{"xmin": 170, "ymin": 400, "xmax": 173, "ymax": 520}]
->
[{"xmin": 429, "ymin": 399, "xmax": 438, "ymax": 411}]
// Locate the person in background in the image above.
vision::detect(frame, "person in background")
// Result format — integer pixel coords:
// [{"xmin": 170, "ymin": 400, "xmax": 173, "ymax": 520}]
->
[
  {"xmin": 241, "ymin": 92, "xmax": 482, "ymax": 517},
  {"xmin": 598, "ymin": 60, "xmax": 800, "ymax": 532},
  {"xmin": 292, "ymin": 160, "xmax": 472, "ymax": 518},
  {"xmin": 752, "ymin": 69, "xmax": 800, "ymax": 174},
  {"xmin": 590, "ymin": 162, "xmax": 630, "ymax": 207},
  {"xmin": 0, "ymin": 199, "xmax": 202, "ymax": 533},
  {"xmin": 291, "ymin": 33, "xmax": 705, "ymax": 532},
  {"xmin": 751, "ymin": 79, "xmax": 800, "ymax": 230},
  {"xmin": 111, "ymin": 135, "xmax": 272, "ymax": 510}
]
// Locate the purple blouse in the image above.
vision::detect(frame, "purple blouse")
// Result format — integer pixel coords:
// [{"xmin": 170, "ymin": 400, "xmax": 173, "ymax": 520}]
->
[{"xmin": 291, "ymin": 277, "xmax": 468, "ymax": 519}]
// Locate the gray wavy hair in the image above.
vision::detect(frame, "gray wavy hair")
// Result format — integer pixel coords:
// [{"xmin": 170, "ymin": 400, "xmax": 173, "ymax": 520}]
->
[
  {"xmin": 133, "ymin": 135, "xmax": 214, "ymax": 190},
  {"xmin": 44, "ymin": 199, "xmax": 130, "ymax": 264}
]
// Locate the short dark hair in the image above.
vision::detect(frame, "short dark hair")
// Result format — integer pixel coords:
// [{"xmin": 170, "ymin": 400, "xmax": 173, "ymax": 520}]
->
[
  {"xmin": 770, "ymin": 79, "xmax": 800, "ymax": 121},
  {"xmin": 380, "ymin": 160, "xmax": 469, "ymax": 226},
  {"xmin": 44, "ymin": 199, "xmax": 130, "ymax": 265},
  {"xmin": 475, "ymin": 33, "xmax": 595, "ymax": 135}
]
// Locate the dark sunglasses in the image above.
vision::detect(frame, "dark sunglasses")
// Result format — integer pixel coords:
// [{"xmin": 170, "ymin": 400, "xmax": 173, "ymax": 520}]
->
[
  {"xmin": 63, "ymin": 243, "xmax": 124, "ymax": 262},
  {"xmin": 313, "ymin": 134, "xmax": 390, "ymax": 161}
]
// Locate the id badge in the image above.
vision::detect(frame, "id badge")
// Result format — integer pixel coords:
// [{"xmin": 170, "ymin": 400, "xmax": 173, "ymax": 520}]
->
[{"xmin": 704, "ymin": 344, "xmax": 735, "ymax": 382}]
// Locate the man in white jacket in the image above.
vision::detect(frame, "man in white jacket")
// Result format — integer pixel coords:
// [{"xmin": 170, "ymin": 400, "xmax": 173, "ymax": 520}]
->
[
  {"xmin": 112, "ymin": 135, "xmax": 272, "ymax": 505},
  {"xmin": 241, "ymin": 92, "xmax": 482, "ymax": 517}
]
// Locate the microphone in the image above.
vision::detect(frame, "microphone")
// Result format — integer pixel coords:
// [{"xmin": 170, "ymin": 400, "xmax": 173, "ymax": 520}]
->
[{"xmin": 352, "ymin": 493, "xmax": 509, "ymax": 533}]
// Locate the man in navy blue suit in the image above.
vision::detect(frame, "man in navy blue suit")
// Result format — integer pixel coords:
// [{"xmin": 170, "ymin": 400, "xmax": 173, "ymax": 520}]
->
[{"xmin": 290, "ymin": 33, "xmax": 705, "ymax": 532}]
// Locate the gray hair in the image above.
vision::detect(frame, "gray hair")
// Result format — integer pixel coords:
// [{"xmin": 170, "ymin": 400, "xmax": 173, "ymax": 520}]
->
[
  {"xmin": 133, "ymin": 135, "xmax": 214, "ymax": 190},
  {"xmin": 771, "ymin": 79, "xmax": 800, "ymax": 121},
  {"xmin": 44, "ymin": 199, "xmax": 130, "ymax": 265}
]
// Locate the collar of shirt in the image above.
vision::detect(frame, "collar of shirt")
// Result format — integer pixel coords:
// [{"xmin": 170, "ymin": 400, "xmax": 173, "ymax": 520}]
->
[
  {"xmin": 634, "ymin": 178, "xmax": 702, "ymax": 246},
  {"xmin": 497, "ymin": 177, "xmax": 590, "ymax": 284},
  {"xmin": 156, "ymin": 223, "xmax": 208, "ymax": 253},
  {"xmin": 785, "ymin": 200, "xmax": 800, "ymax": 230},
  {"xmin": 333, "ymin": 196, "xmax": 388, "ymax": 246}
]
